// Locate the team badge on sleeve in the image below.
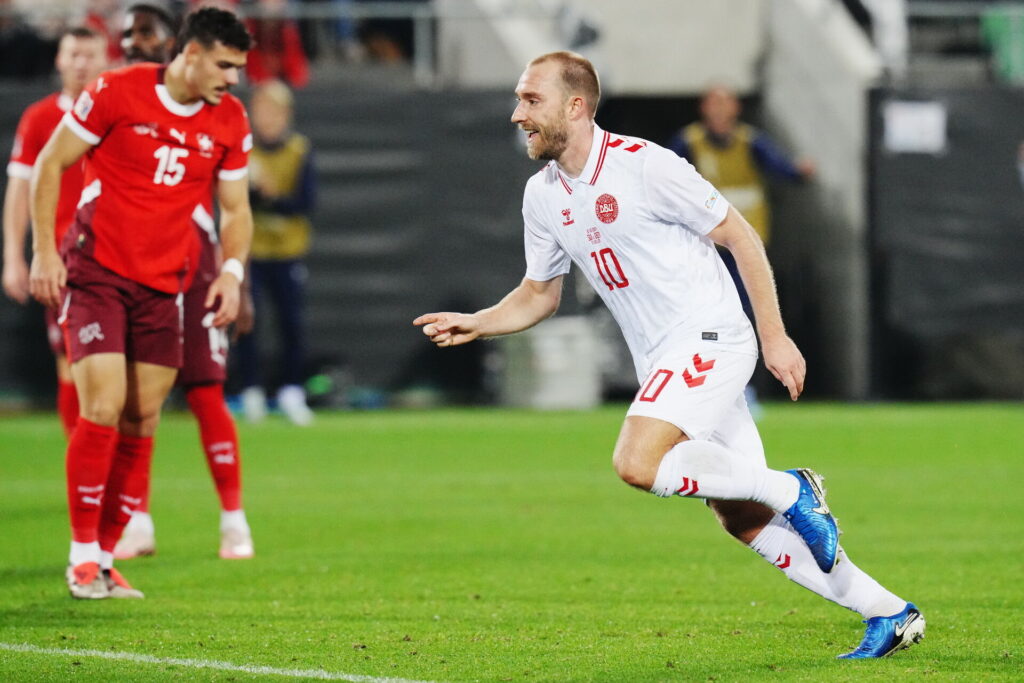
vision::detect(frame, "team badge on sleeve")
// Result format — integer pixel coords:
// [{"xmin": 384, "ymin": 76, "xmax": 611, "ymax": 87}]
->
[
  {"xmin": 595, "ymin": 193, "xmax": 618, "ymax": 224},
  {"xmin": 705, "ymin": 189, "xmax": 720, "ymax": 210},
  {"xmin": 74, "ymin": 91, "xmax": 94, "ymax": 121}
]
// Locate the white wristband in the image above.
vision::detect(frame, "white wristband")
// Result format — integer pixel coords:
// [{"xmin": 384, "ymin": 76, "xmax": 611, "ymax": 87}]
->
[{"xmin": 221, "ymin": 257, "xmax": 245, "ymax": 283}]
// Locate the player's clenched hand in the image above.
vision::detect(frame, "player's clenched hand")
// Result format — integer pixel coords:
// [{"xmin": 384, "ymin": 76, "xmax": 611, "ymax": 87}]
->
[
  {"xmin": 413, "ymin": 312, "xmax": 482, "ymax": 347},
  {"xmin": 761, "ymin": 331, "xmax": 806, "ymax": 401},
  {"xmin": 29, "ymin": 249, "xmax": 66, "ymax": 309},
  {"xmin": 3, "ymin": 258, "xmax": 31, "ymax": 304},
  {"xmin": 205, "ymin": 272, "xmax": 241, "ymax": 328}
]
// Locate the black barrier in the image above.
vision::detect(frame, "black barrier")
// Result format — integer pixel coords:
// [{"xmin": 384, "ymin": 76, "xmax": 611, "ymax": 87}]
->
[{"xmin": 868, "ymin": 86, "xmax": 1024, "ymax": 399}]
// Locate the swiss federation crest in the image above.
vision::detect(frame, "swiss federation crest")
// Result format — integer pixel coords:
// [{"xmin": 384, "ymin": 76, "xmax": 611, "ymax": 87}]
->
[
  {"xmin": 197, "ymin": 132, "xmax": 214, "ymax": 157},
  {"xmin": 595, "ymin": 193, "xmax": 618, "ymax": 224}
]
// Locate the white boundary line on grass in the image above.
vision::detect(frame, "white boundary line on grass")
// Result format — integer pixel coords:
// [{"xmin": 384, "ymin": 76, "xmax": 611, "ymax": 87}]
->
[{"xmin": 0, "ymin": 642, "xmax": 436, "ymax": 682}]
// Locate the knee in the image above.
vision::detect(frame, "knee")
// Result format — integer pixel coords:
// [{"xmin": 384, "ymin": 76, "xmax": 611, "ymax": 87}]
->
[
  {"xmin": 612, "ymin": 446, "xmax": 657, "ymax": 490},
  {"xmin": 78, "ymin": 399, "xmax": 123, "ymax": 428},
  {"xmin": 119, "ymin": 409, "xmax": 162, "ymax": 438}
]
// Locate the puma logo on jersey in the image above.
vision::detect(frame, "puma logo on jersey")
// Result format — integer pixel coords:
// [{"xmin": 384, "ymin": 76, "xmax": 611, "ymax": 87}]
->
[
  {"xmin": 78, "ymin": 322, "xmax": 105, "ymax": 345},
  {"xmin": 170, "ymin": 128, "xmax": 186, "ymax": 144}
]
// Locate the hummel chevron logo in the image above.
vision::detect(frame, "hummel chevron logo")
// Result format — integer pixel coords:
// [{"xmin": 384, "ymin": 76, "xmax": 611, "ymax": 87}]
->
[
  {"xmin": 675, "ymin": 477, "xmax": 699, "ymax": 496},
  {"xmin": 774, "ymin": 553, "xmax": 791, "ymax": 569},
  {"xmin": 682, "ymin": 354, "xmax": 716, "ymax": 388}
]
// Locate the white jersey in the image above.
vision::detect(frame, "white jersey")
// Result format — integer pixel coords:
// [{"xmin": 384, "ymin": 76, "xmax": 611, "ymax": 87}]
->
[{"xmin": 522, "ymin": 125, "xmax": 756, "ymax": 381}]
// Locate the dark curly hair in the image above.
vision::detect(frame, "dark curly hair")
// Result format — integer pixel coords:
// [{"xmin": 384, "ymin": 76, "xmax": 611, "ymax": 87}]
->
[{"xmin": 172, "ymin": 7, "xmax": 251, "ymax": 58}]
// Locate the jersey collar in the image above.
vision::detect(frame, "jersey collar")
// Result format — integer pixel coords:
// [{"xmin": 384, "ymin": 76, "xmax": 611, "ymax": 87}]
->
[
  {"xmin": 155, "ymin": 84, "xmax": 205, "ymax": 117},
  {"xmin": 556, "ymin": 124, "xmax": 611, "ymax": 189}
]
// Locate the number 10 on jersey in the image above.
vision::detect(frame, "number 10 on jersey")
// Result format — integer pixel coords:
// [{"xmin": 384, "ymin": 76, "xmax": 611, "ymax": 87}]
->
[{"xmin": 590, "ymin": 247, "xmax": 629, "ymax": 290}]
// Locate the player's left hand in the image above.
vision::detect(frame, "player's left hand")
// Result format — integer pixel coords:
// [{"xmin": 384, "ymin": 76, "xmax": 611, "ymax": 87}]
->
[
  {"xmin": 761, "ymin": 331, "xmax": 806, "ymax": 401},
  {"xmin": 205, "ymin": 272, "xmax": 241, "ymax": 328}
]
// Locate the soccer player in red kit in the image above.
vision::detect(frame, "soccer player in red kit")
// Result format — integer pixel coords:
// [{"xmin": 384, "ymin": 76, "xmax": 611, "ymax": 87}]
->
[
  {"xmin": 111, "ymin": 3, "xmax": 255, "ymax": 561},
  {"xmin": 29, "ymin": 8, "xmax": 254, "ymax": 599},
  {"xmin": 2, "ymin": 27, "xmax": 107, "ymax": 437}
]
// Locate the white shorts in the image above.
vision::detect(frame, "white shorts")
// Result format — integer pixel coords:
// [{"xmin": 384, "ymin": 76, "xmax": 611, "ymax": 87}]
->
[{"xmin": 626, "ymin": 346, "xmax": 765, "ymax": 465}]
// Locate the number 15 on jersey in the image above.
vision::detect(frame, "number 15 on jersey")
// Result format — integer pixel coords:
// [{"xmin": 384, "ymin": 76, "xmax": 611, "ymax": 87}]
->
[{"xmin": 153, "ymin": 145, "xmax": 188, "ymax": 186}]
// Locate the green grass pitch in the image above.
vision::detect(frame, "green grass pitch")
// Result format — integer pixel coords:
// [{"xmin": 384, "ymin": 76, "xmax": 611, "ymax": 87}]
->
[{"xmin": 1, "ymin": 403, "xmax": 1021, "ymax": 681}]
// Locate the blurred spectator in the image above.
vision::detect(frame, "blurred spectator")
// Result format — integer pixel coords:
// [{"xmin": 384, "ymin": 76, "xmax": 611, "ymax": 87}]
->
[
  {"xmin": 237, "ymin": 80, "xmax": 317, "ymax": 425},
  {"xmin": 358, "ymin": 0, "xmax": 429, "ymax": 63},
  {"xmin": 84, "ymin": 0, "xmax": 125, "ymax": 63},
  {"xmin": 0, "ymin": 0, "xmax": 57, "ymax": 78},
  {"xmin": 245, "ymin": 0, "xmax": 310, "ymax": 87},
  {"xmin": 668, "ymin": 85, "xmax": 814, "ymax": 407}
]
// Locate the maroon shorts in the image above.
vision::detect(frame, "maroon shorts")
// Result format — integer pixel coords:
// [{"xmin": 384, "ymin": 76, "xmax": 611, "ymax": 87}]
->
[
  {"xmin": 176, "ymin": 281, "xmax": 228, "ymax": 386},
  {"xmin": 61, "ymin": 251, "xmax": 183, "ymax": 368},
  {"xmin": 44, "ymin": 307, "xmax": 67, "ymax": 356}
]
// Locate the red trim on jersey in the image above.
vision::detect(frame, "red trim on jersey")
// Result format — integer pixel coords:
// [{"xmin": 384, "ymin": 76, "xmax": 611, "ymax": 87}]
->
[
  {"xmin": 557, "ymin": 171, "xmax": 573, "ymax": 195},
  {"xmin": 607, "ymin": 137, "xmax": 624, "ymax": 148},
  {"xmin": 589, "ymin": 130, "xmax": 612, "ymax": 185}
]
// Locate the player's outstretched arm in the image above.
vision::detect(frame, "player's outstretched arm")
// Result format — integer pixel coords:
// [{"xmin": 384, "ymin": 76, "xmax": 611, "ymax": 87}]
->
[
  {"xmin": 709, "ymin": 207, "xmax": 805, "ymax": 400},
  {"xmin": 414, "ymin": 275, "xmax": 563, "ymax": 348},
  {"xmin": 29, "ymin": 124, "xmax": 91, "ymax": 309},
  {"xmin": 206, "ymin": 177, "xmax": 254, "ymax": 327},
  {"xmin": 2, "ymin": 176, "xmax": 31, "ymax": 303}
]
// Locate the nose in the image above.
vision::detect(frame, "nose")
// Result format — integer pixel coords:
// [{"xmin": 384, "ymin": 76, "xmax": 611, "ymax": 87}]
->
[
  {"xmin": 511, "ymin": 101, "xmax": 525, "ymax": 124},
  {"xmin": 225, "ymin": 67, "xmax": 240, "ymax": 86}
]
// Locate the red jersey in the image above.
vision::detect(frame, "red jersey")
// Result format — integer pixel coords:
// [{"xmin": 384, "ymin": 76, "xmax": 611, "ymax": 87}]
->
[
  {"xmin": 63, "ymin": 63, "xmax": 250, "ymax": 293},
  {"xmin": 7, "ymin": 92, "xmax": 84, "ymax": 246}
]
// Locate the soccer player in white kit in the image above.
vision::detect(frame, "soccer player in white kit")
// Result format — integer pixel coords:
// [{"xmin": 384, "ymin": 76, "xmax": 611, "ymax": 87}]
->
[{"xmin": 415, "ymin": 51, "xmax": 924, "ymax": 659}]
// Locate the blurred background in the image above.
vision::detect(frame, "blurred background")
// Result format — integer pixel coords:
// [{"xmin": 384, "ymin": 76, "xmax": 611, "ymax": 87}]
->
[{"xmin": 1, "ymin": 0, "xmax": 1022, "ymax": 414}]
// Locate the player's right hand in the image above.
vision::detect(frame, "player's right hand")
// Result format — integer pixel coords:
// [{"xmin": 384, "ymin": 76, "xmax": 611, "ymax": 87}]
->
[
  {"xmin": 28, "ymin": 249, "xmax": 66, "ymax": 309},
  {"xmin": 2, "ymin": 258, "xmax": 30, "ymax": 304},
  {"xmin": 413, "ymin": 312, "xmax": 481, "ymax": 347}
]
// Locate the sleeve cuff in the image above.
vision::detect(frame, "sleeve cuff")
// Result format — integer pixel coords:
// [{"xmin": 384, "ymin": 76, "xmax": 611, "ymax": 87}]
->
[
  {"xmin": 61, "ymin": 112, "xmax": 101, "ymax": 145},
  {"xmin": 6, "ymin": 162, "xmax": 32, "ymax": 180},
  {"xmin": 218, "ymin": 166, "xmax": 249, "ymax": 181}
]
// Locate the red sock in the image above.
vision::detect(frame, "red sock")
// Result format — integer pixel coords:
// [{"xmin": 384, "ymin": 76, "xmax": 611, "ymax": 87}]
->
[
  {"xmin": 98, "ymin": 434, "xmax": 153, "ymax": 552},
  {"xmin": 186, "ymin": 383, "xmax": 243, "ymax": 511},
  {"xmin": 57, "ymin": 379, "xmax": 80, "ymax": 439},
  {"xmin": 66, "ymin": 418, "xmax": 119, "ymax": 543}
]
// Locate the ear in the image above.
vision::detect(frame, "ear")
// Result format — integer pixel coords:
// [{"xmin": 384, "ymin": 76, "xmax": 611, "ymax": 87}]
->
[{"xmin": 567, "ymin": 95, "xmax": 587, "ymax": 121}]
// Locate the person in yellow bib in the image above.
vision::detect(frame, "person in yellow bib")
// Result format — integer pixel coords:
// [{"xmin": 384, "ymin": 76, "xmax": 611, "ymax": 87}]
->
[
  {"xmin": 236, "ymin": 79, "xmax": 316, "ymax": 426},
  {"xmin": 668, "ymin": 86, "xmax": 814, "ymax": 411}
]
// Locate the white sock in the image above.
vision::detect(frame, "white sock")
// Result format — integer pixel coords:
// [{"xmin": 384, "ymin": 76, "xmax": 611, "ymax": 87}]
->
[
  {"xmin": 220, "ymin": 509, "xmax": 249, "ymax": 533},
  {"xmin": 650, "ymin": 440, "xmax": 800, "ymax": 512},
  {"xmin": 99, "ymin": 551, "xmax": 114, "ymax": 571},
  {"xmin": 69, "ymin": 541, "xmax": 100, "ymax": 567},
  {"xmin": 749, "ymin": 512, "xmax": 907, "ymax": 618}
]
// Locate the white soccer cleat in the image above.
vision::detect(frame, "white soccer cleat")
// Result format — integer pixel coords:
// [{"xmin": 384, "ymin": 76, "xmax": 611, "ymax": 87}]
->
[
  {"xmin": 219, "ymin": 527, "xmax": 255, "ymax": 559},
  {"xmin": 103, "ymin": 567, "xmax": 145, "ymax": 599},
  {"xmin": 276, "ymin": 384, "xmax": 313, "ymax": 426},
  {"xmin": 241, "ymin": 386, "xmax": 268, "ymax": 423},
  {"xmin": 113, "ymin": 527, "xmax": 156, "ymax": 560},
  {"xmin": 66, "ymin": 562, "xmax": 109, "ymax": 599}
]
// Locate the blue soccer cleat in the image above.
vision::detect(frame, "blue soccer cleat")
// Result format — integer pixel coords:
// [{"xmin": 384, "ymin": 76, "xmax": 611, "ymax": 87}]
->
[
  {"xmin": 783, "ymin": 468, "xmax": 839, "ymax": 573},
  {"xmin": 838, "ymin": 603, "xmax": 925, "ymax": 659}
]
